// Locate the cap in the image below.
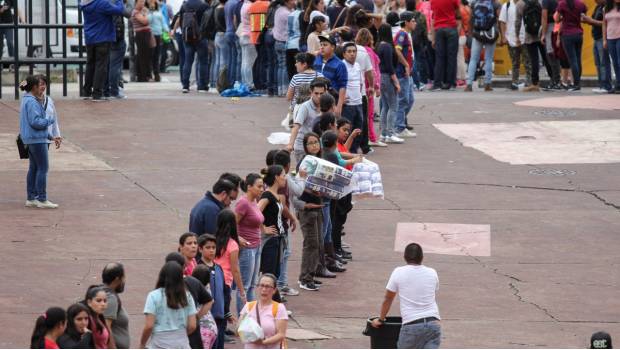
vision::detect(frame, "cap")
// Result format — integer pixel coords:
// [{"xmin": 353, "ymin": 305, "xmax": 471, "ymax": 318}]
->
[
  {"xmin": 591, "ymin": 332, "xmax": 612, "ymax": 349},
  {"xmin": 318, "ymin": 34, "xmax": 336, "ymax": 46},
  {"xmin": 386, "ymin": 12, "xmax": 402, "ymax": 26},
  {"xmin": 400, "ymin": 11, "xmax": 415, "ymax": 23}
]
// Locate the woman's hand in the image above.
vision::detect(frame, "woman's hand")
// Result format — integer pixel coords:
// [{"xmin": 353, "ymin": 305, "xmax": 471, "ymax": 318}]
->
[
  {"xmin": 351, "ymin": 128, "xmax": 362, "ymax": 138},
  {"xmin": 263, "ymin": 225, "xmax": 278, "ymax": 235},
  {"xmin": 298, "ymin": 169, "xmax": 308, "ymax": 179},
  {"xmin": 395, "ymin": 82, "xmax": 401, "ymax": 93},
  {"xmin": 53, "ymin": 137, "xmax": 62, "ymax": 149},
  {"xmin": 304, "ymin": 203, "xmax": 324, "ymax": 209},
  {"xmin": 239, "ymin": 236, "xmax": 250, "ymax": 248}
]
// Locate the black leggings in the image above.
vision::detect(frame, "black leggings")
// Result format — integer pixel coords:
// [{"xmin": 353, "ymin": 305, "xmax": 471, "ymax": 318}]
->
[{"xmin": 135, "ymin": 31, "xmax": 153, "ymax": 82}]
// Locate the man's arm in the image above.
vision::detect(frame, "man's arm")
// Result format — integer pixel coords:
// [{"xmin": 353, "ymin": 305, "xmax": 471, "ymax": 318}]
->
[
  {"xmin": 540, "ymin": 8, "xmax": 549, "ymax": 43},
  {"xmin": 287, "ymin": 123, "xmax": 301, "ymax": 152},
  {"xmin": 371, "ymin": 290, "xmax": 397, "ymax": 327},
  {"xmin": 105, "ymin": 319, "xmax": 117, "ymax": 349}
]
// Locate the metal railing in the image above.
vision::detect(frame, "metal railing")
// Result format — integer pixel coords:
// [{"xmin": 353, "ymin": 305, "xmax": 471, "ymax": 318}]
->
[{"xmin": 0, "ymin": 0, "xmax": 86, "ymax": 99}]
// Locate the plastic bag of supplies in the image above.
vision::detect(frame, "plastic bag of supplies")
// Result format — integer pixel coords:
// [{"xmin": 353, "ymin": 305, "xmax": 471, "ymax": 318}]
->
[
  {"xmin": 237, "ymin": 315, "xmax": 264, "ymax": 344},
  {"xmin": 299, "ymin": 155, "xmax": 354, "ymax": 199},
  {"xmin": 351, "ymin": 159, "xmax": 384, "ymax": 199}
]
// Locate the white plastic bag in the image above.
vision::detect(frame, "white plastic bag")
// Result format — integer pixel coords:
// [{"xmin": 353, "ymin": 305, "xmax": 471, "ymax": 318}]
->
[
  {"xmin": 237, "ymin": 315, "xmax": 264, "ymax": 344},
  {"xmin": 280, "ymin": 112, "xmax": 291, "ymax": 131},
  {"xmin": 351, "ymin": 159, "xmax": 384, "ymax": 199},
  {"xmin": 299, "ymin": 155, "xmax": 354, "ymax": 199},
  {"xmin": 267, "ymin": 132, "xmax": 291, "ymax": 145}
]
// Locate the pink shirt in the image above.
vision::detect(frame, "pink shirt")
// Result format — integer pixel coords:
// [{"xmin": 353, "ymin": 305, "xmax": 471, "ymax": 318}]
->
[
  {"xmin": 240, "ymin": 302, "xmax": 288, "ymax": 349},
  {"xmin": 184, "ymin": 258, "xmax": 197, "ymax": 277},
  {"xmin": 214, "ymin": 239, "xmax": 239, "ymax": 286},
  {"xmin": 606, "ymin": 8, "xmax": 620, "ymax": 40},
  {"xmin": 240, "ymin": 0, "xmax": 252, "ymax": 36},
  {"xmin": 235, "ymin": 196, "xmax": 264, "ymax": 248},
  {"xmin": 89, "ymin": 316, "xmax": 110, "ymax": 349}
]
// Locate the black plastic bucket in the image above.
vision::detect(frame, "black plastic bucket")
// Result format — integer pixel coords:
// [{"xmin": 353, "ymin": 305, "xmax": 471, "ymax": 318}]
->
[{"xmin": 363, "ymin": 316, "xmax": 402, "ymax": 349}]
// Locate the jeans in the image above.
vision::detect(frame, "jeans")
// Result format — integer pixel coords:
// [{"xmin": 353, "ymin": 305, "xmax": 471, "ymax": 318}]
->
[
  {"xmin": 397, "ymin": 321, "xmax": 441, "ymax": 349},
  {"xmin": 561, "ymin": 33, "xmax": 583, "ymax": 86},
  {"xmin": 298, "ymin": 208, "xmax": 323, "ymax": 284},
  {"xmin": 609, "ymin": 38, "xmax": 620, "ymax": 90},
  {"xmin": 341, "ymin": 104, "xmax": 364, "ymax": 153},
  {"xmin": 467, "ymin": 39, "xmax": 496, "ymax": 86},
  {"xmin": 84, "ymin": 42, "xmax": 111, "ymax": 98},
  {"xmin": 236, "ymin": 246, "xmax": 260, "ymax": 314},
  {"xmin": 106, "ymin": 39, "xmax": 126, "ymax": 97},
  {"xmin": 322, "ymin": 201, "xmax": 332, "ymax": 244},
  {"xmin": 182, "ymin": 38, "xmax": 209, "ymax": 90},
  {"xmin": 395, "ymin": 76, "xmax": 413, "ymax": 133},
  {"xmin": 277, "ymin": 234, "xmax": 291, "ymax": 288},
  {"xmin": 433, "ymin": 27, "xmax": 458, "ymax": 88},
  {"xmin": 151, "ymin": 35, "xmax": 162, "ymax": 79},
  {"xmin": 175, "ymin": 32, "xmax": 185, "ymax": 81},
  {"xmin": 214, "ymin": 32, "xmax": 229, "ymax": 85},
  {"xmin": 27, "ymin": 143, "xmax": 49, "ymax": 201},
  {"xmin": 275, "ymin": 40, "xmax": 288, "ymax": 95},
  {"xmin": 225, "ymin": 32, "xmax": 240, "ymax": 84},
  {"xmin": 593, "ymin": 38, "xmax": 612, "ymax": 90},
  {"xmin": 240, "ymin": 35, "xmax": 257, "ymax": 88},
  {"xmin": 380, "ymin": 73, "xmax": 398, "ymax": 137},
  {"xmin": 214, "ymin": 318, "xmax": 226, "ymax": 349},
  {"xmin": 414, "ymin": 43, "xmax": 430, "ymax": 84},
  {"xmin": 525, "ymin": 42, "xmax": 541, "ymax": 85},
  {"xmin": 263, "ymin": 31, "xmax": 277, "ymax": 94},
  {"xmin": 0, "ymin": 28, "xmax": 14, "ymax": 57}
]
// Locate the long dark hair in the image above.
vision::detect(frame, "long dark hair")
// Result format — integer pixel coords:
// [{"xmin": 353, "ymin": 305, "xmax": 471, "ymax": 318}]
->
[
  {"xmin": 30, "ymin": 307, "xmax": 66, "ymax": 349},
  {"xmin": 83, "ymin": 285, "xmax": 109, "ymax": 335},
  {"xmin": 63, "ymin": 303, "xmax": 90, "ymax": 342},
  {"xmin": 376, "ymin": 23, "xmax": 395, "ymax": 49},
  {"xmin": 155, "ymin": 261, "xmax": 189, "ymax": 309},
  {"xmin": 605, "ymin": 0, "xmax": 619, "ymax": 12},
  {"xmin": 215, "ymin": 209, "xmax": 239, "ymax": 258},
  {"xmin": 19, "ymin": 75, "xmax": 40, "ymax": 93},
  {"xmin": 240, "ymin": 173, "xmax": 262, "ymax": 192},
  {"xmin": 304, "ymin": 0, "xmax": 323, "ymax": 22}
]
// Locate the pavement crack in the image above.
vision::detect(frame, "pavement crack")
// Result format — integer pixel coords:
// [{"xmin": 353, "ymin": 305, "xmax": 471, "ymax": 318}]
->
[
  {"xmin": 509, "ymin": 282, "xmax": 559, "ymax": 322},
  {"xmin": 586, "ymin": 191, "xmax": 620, "ymax": 211}
]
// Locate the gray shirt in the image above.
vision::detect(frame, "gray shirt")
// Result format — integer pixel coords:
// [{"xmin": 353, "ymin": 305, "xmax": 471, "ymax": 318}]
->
[
  {"xmin": 104, "ymin": 292, "xmax": 130, "ymax": 349},
  {"xmin": 293, "ymin": 99, "xmax": 320, "ymax": 152}
]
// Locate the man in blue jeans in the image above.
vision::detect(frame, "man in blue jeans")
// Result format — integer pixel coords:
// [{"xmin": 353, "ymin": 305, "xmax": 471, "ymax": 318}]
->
[
  {"xmin": 371, "ymin": 243, "xmax": 441, "ymax": 349},
  {"xmin": 392, "ymin": 11, "xmax": 417, "ymax": 138},
  {"xmin": 106, "ymin": 8, "xmax": 130, "ymax": 99},
  {"xmin": 341, "ymin": 42, "xmax": 364, "ymax": 154},
  {"xmin": 179, "ymin": 0, "xmax": 210, "ymax": 93}
]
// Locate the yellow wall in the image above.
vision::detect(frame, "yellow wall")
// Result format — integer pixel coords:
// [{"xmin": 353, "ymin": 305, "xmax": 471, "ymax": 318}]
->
[{"xmin": 494, "ymin": 0, "xmax": 597, "ymax": 76}]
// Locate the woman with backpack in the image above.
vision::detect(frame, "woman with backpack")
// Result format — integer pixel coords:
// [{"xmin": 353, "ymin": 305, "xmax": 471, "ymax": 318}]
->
[
  {"xmin": 556, "ymin": 0, "xmax": 587, "ymax": 91},
  {"xmin": 238, "ymin": 274, "xmax": 288, "ymax": 349}
]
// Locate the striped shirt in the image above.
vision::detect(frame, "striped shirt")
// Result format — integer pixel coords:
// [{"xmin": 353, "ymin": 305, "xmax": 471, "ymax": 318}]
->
[{"xmin": 288, "ymin": 70, "xmax": 323, "ymax": 108}]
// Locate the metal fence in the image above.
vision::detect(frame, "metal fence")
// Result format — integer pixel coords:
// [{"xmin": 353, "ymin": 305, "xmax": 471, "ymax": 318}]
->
[{"xmin": 0, "ymin": 0, "xmax": 86, "ymax": 99}]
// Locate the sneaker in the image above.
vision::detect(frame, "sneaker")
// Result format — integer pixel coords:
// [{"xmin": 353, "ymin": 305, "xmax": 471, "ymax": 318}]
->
[
  {"xmin": 464, "ymin": 85, "xmax": 473, "ymax": 92},
  {"xmin": 385, "ymin": 135, "xmax": 404, "ymax": 144},
  {"xmin": 279, "ymin": 286, "xmax": 300, "ymax": 296},
  {"xmin": 379, "ymin": 136, "xmax": 389, "ymax": 143},
  {"xmin": 110, "ymin": 94, "xmax": 127, "ymax": 100},
  {"xmin": 91, "ymin": 96, "xmax": 108, "ymax": 102},
  {"xmin": 313, "ymin": 280, "xmax": 323, "ymax": 285},
  {"xmin": 567, "ymin": 85, "xmax": 581, "ymax": 92},
  {"xmin": 363, "ymin": 148, "xmax": 375, "ymax": 155},
  {"xmin": 592, "ymin": 88, "xmax": 609, "ymax": 94},
  {"xmin": 429, "ymin": 85, "xmax": 442, "ymax": 92},
  {"xmin": 484, "ymin": 84, "xmax": 493, "ymax": 92},
  {"xmin": 182, "ymin": 88, "xmax": 189, "ymax": 93},
  {"xmin": 510, "ymin": 83, "xmax": 519, "ymax": 91},
  {"xmin": 299, "ymin": 282, "xmax": 319, "ymax": 291},
  {"xmin": 316, "ymin": 268, "xmax": 337, "ymax": 278},
  {"xmin": 406, "ymin": 124, "xmax": 414, "ymax": 131},
  {"xmin": 523, "ymin": 84, "xmax": 540, "ymax": 92},
  {"xmin": 396, "ymin": 129, "xmax": 416, "ymax": 138},
  {"xmin": 25, "ymin": 200, "xmax": 40, "ymax": 208},
  {"xmin": 328, "ymin": 264, "xmax": 346, "ymax": 272},
  {"xmin": 197, "ymin": 89, "xmax": 209, "ymax": 93},
  {"xmin": 36, "ymin": 200, "xmax": 59, "ymax": 209},
  {"xmin": 341, "ymin": 241, "xmax": 350, "ymax": 248},
  {"xmin": 368, "ymin": 140, "xmax": 388, "ymax": 147}
]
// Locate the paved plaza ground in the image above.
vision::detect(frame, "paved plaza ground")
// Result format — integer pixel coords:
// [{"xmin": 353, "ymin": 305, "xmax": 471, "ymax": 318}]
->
[{"xmin": 1, "ymin": 78, "xmax": 619, "ymax": 348}]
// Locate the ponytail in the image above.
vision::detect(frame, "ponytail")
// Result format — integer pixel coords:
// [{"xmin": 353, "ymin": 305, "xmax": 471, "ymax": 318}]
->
[
  {"xmin": 30, "ymin": 307, "xmax": 66, "ymax": 349},
  {"xmin": 240, "ymin": 173, "xmax": 262, "ymax": 192}
]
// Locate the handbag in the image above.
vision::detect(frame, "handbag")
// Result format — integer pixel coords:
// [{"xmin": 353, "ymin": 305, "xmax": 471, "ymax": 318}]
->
[{"xmin": 16, "ymin": 134, "xmax": 28, "ymax": 159}]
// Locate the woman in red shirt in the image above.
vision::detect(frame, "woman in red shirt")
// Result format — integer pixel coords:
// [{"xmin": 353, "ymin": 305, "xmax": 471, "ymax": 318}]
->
[
  {"xmin": 30, "ymin": 307, "xmax": 66, "ymax": 349},
  {"xmin": 84, "ymin": 285, "xmax": 111, "ymax": 349},
  {"xmin": 179, "ymin": 232, "xmax": 199, "ymax": 276},
  {"xmin": 556, "ymin": 0, "xmax": 588, "ymax": 90}
]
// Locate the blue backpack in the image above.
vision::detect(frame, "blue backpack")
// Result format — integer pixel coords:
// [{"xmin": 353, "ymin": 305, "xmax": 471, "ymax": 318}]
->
[{"xmin": 473, "ymin": 0, "xmax": 496, "ymax": 31}]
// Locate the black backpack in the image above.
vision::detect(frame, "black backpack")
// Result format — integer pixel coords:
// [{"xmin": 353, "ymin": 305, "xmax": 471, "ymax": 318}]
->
[
  {"xmin": 182, "ymin": 10, "xmax": 201, "ymax": 44},
  {"xmin": 523, "ymin": 0, "xmax": 542, "ymax": 36},
  {"xmin": 200, "ymin": 5, "xmax": 217, "ymax": 40},
  {"xmin": 472, "ymin": 0, "xmax": 496, "ymax": 30}
]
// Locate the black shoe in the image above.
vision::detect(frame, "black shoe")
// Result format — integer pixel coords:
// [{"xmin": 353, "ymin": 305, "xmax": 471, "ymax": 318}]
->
[
  {"xmin": 567, "ymin": 85, "xmax": 581, "ymax": 92},
  {"xmin": 406, "ymin": 125, "xmax": 414, "ymax": 131},
  {"xmin": 316, "ymin": 268, "xmax": 337, "ymax": 278},
  {"xmin": 328, "ymin": 264, "xmax": 347, "ymax": 273},
  {"xmin": 313, "ymin": 279, "xmax": 323, "ymax": 285},
  {"xmin": 299, "ymin": 281, "xmax": 319, "ymax": 291},
  {"xmin": 510, "ymin": 83, "xmax": 519, "ymax": 91}
]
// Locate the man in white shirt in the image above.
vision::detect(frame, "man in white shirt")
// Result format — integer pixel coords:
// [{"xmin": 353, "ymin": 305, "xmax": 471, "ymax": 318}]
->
[
  {"xmin": 341, "ymin": 42, "xmax": 365, "ymax": 154},
  {"xmin": 371, "ymin": 243, "xmax": 441, "ymax": 349},
  {"xmin": 498, "ymin": 0, "xmax": 532, "ymax": 89}
]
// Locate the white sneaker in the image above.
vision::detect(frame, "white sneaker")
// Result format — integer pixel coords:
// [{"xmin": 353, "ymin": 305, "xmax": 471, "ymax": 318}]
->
[
  {"xmin": 592, "ymin": 88, "xmax": 610, "ymax": 94},
  {"xmin": 25, "ymin": 200, "xmax": 40, "ymax": 208},
  {"xmin": 369, "ymin": 141, "xmax": 388, "ymax": 147},
  {"xmin": 386, "ymin": 135, "xmax": 404, "ymax": 143},
  {"xmin": 396, "ymin": 129, "xmax": 417, "ymax": 138},
  {"xmin": 36, "ymin": 200, "xmax": 59, "ymax": 209}
]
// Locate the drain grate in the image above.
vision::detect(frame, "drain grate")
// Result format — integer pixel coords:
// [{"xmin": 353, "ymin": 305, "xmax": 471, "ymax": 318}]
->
[
  {"xmin": 528, "ymin": 168, "xmax": 576, "ymax": 176},
  {"xmin": 533, "ymin": 109, "xmax": 577, "ymax": 117}
]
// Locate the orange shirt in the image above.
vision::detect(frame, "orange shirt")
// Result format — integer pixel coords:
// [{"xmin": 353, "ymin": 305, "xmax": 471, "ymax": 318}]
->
[
  {"xmin": 459, "ymin": 4, "xmax": 471, "ymax": 36},
  {"xmin": 248, "ymin": 0, "xmax": 270, "ymax": 44}
]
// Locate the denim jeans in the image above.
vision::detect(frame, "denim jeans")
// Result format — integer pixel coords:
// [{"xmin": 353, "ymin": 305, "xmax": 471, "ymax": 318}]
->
[
  {"xmin": 27, "ymin": 143, "xmax": 49, "ymax": 201},
  {"xmin": 342, "ymin": 104, "xmax": 364, "ymax": 153},
  {"xmin": 395, "ymin": 76, "xmax": 413, "ymax": 133},
  {"xmin": 236, "ymin": 246, "xmax": 260, "ymax": 315},
  {"xmin": 609, "ymin": 38, "xmax": 620, "ymax": 90},
  {"xmin": 240, "ymin": 35, "xmax": 257, "ymax": 88},
  {"xmin": 467, "ymin": 39, "xmax": 496, "ymax": 86},
  {"xmin": 433, "ymin": 27, "xmax": 458, "ymax": 88},
  {"xmin": 183, "ymin": 38, "xmax": 209, "ymax": 90},
  {"xmin": 175, "ymin": 32, "xmax": 185, "ymax": 82},
  {"xmin": 277, "ymin": 234, "xmax": 291, "ymax": 288},
  {"xmin": 275, "ymin": 40, "xmax": 288, "ymax": 95},
  {"xmin": 107, "ymin": 39, "xmax": 126, "ymax": 97},
  {"xmin": 214, "ymin": 32, "xmax": 229, "ymax": 84},
  {"xmin": 225, "ymin": 32, "xmax": 240, "ymax": 84},
  {"xmin": 263, "ymin": 30, "xmax": 277, "ymax": 94},
  {"xmin": 397, "ymin": 321, "xmax": 441, "ymax": 349},
  {"xmin": 594, "ymin": 39, "xmax": 612, "ymax": 90},
  {"xmin": 380, "ymin": 73, "xmax": 398, "ymax": 137},
  {"xmin": 561, "ymin": 33, "xmax": 583, "ymax": 86},
  {"xmin": 414, "ymin": 44, "xmax": 430, "ymax": 84},
  {"xmin": 0, "ymin": 28, "xmax": 15, "ymax": 57},
  {"xmin": 322, "ymin": 201, "xmax": 332, "ymax": 244}
]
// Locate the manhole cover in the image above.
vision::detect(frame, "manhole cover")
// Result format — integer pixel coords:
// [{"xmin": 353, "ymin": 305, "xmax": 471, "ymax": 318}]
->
[
  {"xmin": 533, "ymin": 109, "xmax": 577, "ymax": 117},
  {"xmin": 529, "ymin": 168, "xmax": 576, "ymax": 176},
  {"xmin": 516, "ymin": 135, "xmax": 537, "ymax": 140}
]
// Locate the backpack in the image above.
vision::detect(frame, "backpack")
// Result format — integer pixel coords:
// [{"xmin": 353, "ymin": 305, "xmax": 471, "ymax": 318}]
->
[
  {"xmin": 522, "ymin": 0, "xmax": 542, "ymax": 36},
  {"xmin": 199, "ymin": 5, "xmax": 217, "ymax": 40},
  {"xmin": 472, "ymin": 0, "xmax": 496, "ymax": 30},
  {"xmin": 182, "ymin": 10, "xmax": 200, "ymax": 44},
  {"xmin": 247, "ymin": 301, "xmax": 287, "ymax": 349}
]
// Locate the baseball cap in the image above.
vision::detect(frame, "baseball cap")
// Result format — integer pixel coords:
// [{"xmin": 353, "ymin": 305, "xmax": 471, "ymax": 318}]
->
[
  {"xmin": 318, "ymin": 34, "xmax": 336, "ymax": 46},
  {"xmin": 590, "ymin": 332, "xmax": 612, "ymax": 349},
  {"xmin": 400, "ymin": 11, "xmax": 415, "ymax": 23},
  {"xmin": 386, "ymin": 12, "xmax": 402, "ymax": 26}
]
